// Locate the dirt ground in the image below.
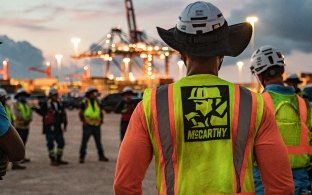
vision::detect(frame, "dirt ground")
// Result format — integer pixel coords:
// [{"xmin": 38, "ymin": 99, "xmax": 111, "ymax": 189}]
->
[{"xmin": 1, "ymin": 110, "xmax": 157, "ymax": 195}]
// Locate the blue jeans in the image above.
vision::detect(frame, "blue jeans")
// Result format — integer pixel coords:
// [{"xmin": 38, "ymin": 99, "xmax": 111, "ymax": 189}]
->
[{"xmin": 253, "ymin": 167, "xmax": 310, "ymax": 195}]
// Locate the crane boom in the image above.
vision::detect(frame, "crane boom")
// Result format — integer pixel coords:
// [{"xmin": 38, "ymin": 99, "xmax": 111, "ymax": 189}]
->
[
  {"xmin": 125, "ymin": 0, "xmax": 138, "ymax": 43},
  {"xmin": 29, "ymin": 66, "xmax": 52, "ymax": 79}
]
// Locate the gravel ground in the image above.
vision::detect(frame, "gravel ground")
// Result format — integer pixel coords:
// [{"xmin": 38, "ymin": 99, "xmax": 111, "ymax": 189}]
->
[{"xmin": 1, "ymin": 110, "xmax": 156, "ymax": 195}]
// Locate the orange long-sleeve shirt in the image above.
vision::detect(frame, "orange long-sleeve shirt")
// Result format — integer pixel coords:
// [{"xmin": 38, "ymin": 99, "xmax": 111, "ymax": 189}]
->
[{"xmin": 114, "ymin": 102, "xmax": 294, "ymax": 195}]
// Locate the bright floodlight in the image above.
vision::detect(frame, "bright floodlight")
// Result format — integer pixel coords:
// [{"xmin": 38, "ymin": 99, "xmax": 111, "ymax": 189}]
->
[
  {"xmin": 236, "ymin": 61, "xmax": 244, "ymax": 70},
  {"xmin": 71, "ymin": 37, "xmax": 81, "ymax": 56},
  {"xmin": 246, "ymin": 16, "xmax": 258, "ymax": 25}
]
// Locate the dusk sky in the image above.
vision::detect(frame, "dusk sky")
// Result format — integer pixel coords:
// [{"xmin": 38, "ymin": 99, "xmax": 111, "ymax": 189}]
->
[{"xmin": 1, "ymin": 0, "xmax": 311, "ymax": 82}]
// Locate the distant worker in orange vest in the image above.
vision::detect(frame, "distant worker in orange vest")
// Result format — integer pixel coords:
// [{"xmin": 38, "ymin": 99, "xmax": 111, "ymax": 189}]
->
[
  {"xmin": 250, "ymin": 45, "xmax": 312, "ymax": 194},
  {"xmin": 34, "ymin": 87, "xmax": 69, "ymax": 166},
  {"xmin": 114, "ymin": 1, "xmax": 294, "ymax": 194}
]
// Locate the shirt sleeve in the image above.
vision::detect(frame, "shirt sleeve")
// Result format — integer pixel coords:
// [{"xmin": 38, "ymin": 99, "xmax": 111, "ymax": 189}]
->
[
  {"xmin": 0, "ymin": 103, "xmax": 11, "ymax": 137},
  {"xmin": 254, "ymin": 101, "xmax": 294, "ymax": 194},
  {"xmin": 114, "ymin": 102, "xmax": 153, "ymax": 195}
]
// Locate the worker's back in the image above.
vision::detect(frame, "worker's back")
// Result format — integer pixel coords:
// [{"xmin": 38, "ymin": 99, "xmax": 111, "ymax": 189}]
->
[
  {"xmin": 142, "ymin": 74, "xmax": 264, "ymax": 194},
  {"xmin": 263, "ymin": 91, "xmax": 311, "ymax": 168}
]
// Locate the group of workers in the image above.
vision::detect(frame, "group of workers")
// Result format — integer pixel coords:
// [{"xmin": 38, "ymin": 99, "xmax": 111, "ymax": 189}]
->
[
  {"xmin": 0, "ymin": 1, "xmax": 312, "ymax": 194},
  {"xmin": 114, "ymin": 1, "xmax": 312, "ymax": 195},
  {"xmin": 0, "ymin": 85, "xmax": 111, "ymax": 175}
]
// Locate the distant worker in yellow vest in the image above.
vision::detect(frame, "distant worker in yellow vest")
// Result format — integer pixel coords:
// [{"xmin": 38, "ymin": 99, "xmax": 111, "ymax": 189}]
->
[
  {"xmin": 250, "ymin": 45, "xmax": 312, "ymax": 195},
  {"xmin": 79, "ymin": 86, "xmax": 109, "ymax": 163},
  {"xmin": 0, "ymin": 88, "xmax": 26, "ymax": 171},
  {"xmin": 13, "ymin": 88, "xmax": 32, "ymax": 164},
  {"xmin": 114, "ymin": 2, "xmax": 294, "ymax": 194}
]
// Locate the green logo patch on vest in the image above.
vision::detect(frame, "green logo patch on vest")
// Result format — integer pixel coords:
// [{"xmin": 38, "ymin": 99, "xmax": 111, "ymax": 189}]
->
[{"xmin": 181, "ymin": 85, "xmax": 230, "ymax": 142}]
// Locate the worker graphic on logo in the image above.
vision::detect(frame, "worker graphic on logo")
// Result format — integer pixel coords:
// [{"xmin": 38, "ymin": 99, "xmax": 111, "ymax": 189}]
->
[{"xmin": 182, "ymin": 86, "xmax": 230, "ymax": 142}]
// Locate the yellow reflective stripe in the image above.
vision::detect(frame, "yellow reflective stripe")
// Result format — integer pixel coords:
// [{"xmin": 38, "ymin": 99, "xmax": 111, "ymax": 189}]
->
[{"xmin": 18, "ymin": 103, "xmax": 31, "ymax": 119}]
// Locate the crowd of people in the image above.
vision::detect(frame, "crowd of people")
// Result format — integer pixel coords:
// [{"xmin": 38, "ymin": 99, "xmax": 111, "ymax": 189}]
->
[{"xmin": 1, "ymin": 1, "xmax": 312, "ymax": 194}]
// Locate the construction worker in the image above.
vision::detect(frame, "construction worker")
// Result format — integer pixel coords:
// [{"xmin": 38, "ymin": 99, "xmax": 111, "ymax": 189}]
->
[
  {"xmin": 34, "ymin": 87, "xmax": 68, "ymax": 166},
  {"xmin": 114, "ymin": 2, "xmax": 294, "ymax": 194},
  {"xmin": 0, "ymin": 88, "xmax": 26, "ymax": 170},
  {"xmin": 79, "ymin": 86, "xmax": 109, "ymax": 163},
  {"xmin": 250, "ymin": 45, "xmax": 312, "ymax": 194},
  {"xmin": 0, "ymin": 88, "xmax": 25, "ymax": 178},
  {"xmin": 284, "ymin": 73, "xmax": 303, "ymax": 94},
  {"xmin": 13, "ymin": 88, "xmax": 32, "ymax": 163},
  {"xmin": 0, "ymin": 89, "xmax": 25, "ymax": 171},
  {"xmin": 302, "ymin": 84, "xmax": 312, "ymax": 106},
  {"xmin": 114, "ymin": 86, "xmax": 139, "ymax": 142}
]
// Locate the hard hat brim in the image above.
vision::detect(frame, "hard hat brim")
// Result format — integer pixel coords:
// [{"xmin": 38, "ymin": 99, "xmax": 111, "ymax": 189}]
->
[
  {"xmin": 14, "ymin": 91, "xmax": 30, "ymax": 99},
  {"xmin": 157, "ymin": 22, "xmax": 252, "ymax": 57},
  {"xmin": 85, "ymin": 89, "xmax": 98, "ymax": 96},
  {"xmin": 284, "ymin": 78, "xmax": 303, "ymax": 84},
  {"xmin": 120, "ymin": 90, "xmax": 136, "ymax": 96}
]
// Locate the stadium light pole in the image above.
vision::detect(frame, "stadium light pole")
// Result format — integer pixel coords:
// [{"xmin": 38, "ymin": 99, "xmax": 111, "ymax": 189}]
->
[
  {"xmin": 236, "ymin": 61, "xmax": 244, "ymax": 83},
  {"xmin": 71, "ymin": 37, "xmax": 81, "ymax": 57},
  {"xmin": 55, "ymin": 54, "xmax": 63, "ymax": 81}
]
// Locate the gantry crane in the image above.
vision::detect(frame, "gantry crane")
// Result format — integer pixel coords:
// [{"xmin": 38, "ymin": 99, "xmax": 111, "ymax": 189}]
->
[
  {"xmin": 29, "ymin": 62, "xmax": 52, "ymax": 79},
  {"xmin": 65, "ymin": 66, "xmax": 90, "ymax": 80},
  {"xmin": 72, "ymin": 0, "xmax": 175, "ymax": 80}
]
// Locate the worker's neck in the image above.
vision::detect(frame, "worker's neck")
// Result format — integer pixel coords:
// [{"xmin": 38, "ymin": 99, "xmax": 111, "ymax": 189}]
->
[
  {"xmin": 264, "ymin": 77, "xmax": 284, "ymax": 87},
  {"xmin": 186, "ymin": 61, "xmax": 218, "ymax": 76}
]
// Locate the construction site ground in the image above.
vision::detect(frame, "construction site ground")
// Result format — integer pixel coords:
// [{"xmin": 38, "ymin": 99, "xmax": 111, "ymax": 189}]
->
[{"xmin": 1, "ymin": 110, "xmax": 157, "ymax": 195}]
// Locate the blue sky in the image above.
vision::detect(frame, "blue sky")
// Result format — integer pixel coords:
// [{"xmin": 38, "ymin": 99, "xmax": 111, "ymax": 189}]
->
[{"xmin": 1, "ymin": 0, "xmax": 311, "ymax": 82}]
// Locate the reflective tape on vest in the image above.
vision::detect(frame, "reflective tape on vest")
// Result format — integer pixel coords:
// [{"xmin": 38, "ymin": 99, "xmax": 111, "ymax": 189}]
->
[
  {"xmin": 234, "ymin": 87, "xmax": 253, "ymax": 193},
  {"xmin": 155, "ymin": 85, "xmax": 253, "ymax": 194},
  {"xmin": 262, "ymin": 92, "xmax": 312, "ymax": 154}
]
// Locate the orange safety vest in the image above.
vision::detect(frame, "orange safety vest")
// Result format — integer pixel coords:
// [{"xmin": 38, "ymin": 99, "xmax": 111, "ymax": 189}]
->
[
  {"xmin": 143, "ymin": 83, "xmax": 263, "ymax": 195},
  {"xmin": 262, "ymin": 92, "xmax": 312, "ymax": 156}
]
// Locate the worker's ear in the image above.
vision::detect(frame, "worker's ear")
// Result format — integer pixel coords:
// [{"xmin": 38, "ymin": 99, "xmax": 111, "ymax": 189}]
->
[{"xmin": 180, "ymin": 53, "xmax": 187, "ymax": 67}]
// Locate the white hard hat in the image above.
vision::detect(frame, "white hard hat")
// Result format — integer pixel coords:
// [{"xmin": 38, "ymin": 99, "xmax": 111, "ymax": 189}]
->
[
  {"xmin": 85, "ymin": 86, "xmax": 98, "ymax": 95},
  {"xmin": 156, "ymin": 1, "xmax": 252, "ymax": 57},
  {"xmin": 250, "ymin": 45, "xmax": 285, "ymax": 75},
  {"xmin": 177, "ymin": 1, "xmax": 225, "ymax": 35},
  {"xmin": 122, "ymin": 86, "xmax": 133, "ymax": 93},
  {"xmin": 48, "ymin": 87, "xmax": 58, "ymax": 96},
  {"xmin": 15, "ymin": 88, "xmax": 30, "ymax": 98},
  {"xmin": 0, "ymin": 88, "xmax": 7, "ymax": 97},
  {"xmin": 16, "ymin": 88, "xmax": 27, "ymax": 94}
]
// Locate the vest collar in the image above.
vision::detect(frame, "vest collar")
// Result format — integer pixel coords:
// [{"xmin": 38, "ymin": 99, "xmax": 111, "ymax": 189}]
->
[{"xmin": 264, "ymin": 84, "xmax": 295, "ymax": 95}]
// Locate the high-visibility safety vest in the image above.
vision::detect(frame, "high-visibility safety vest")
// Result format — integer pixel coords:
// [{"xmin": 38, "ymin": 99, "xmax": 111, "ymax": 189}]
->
[
  {"xmin": 142, "ymin": 76, "xmax": 264, "ymax": 195},
  {"xmin": 83, "ymin": 98, "xmax": 101, "ymax": 126},
  {"xmin": 18, "ymin": 102, "xmax": 31, "ymax": 120},
  {"xmin": 262, "ymin": 91, "xmax": 312, "ymax": 168},
  {"xmin": 5, "ymin": 104, "xmax": 14, "ymax": 123}
]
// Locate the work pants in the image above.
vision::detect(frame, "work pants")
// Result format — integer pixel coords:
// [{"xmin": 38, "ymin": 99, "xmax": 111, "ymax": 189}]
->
[
  {"xmin": 16, "ymin": 128, "xmax": 29, "ymax": 145},
  {"xmin": 79, "ymin": 124, "xmax": 104, "ymax": 159}
]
